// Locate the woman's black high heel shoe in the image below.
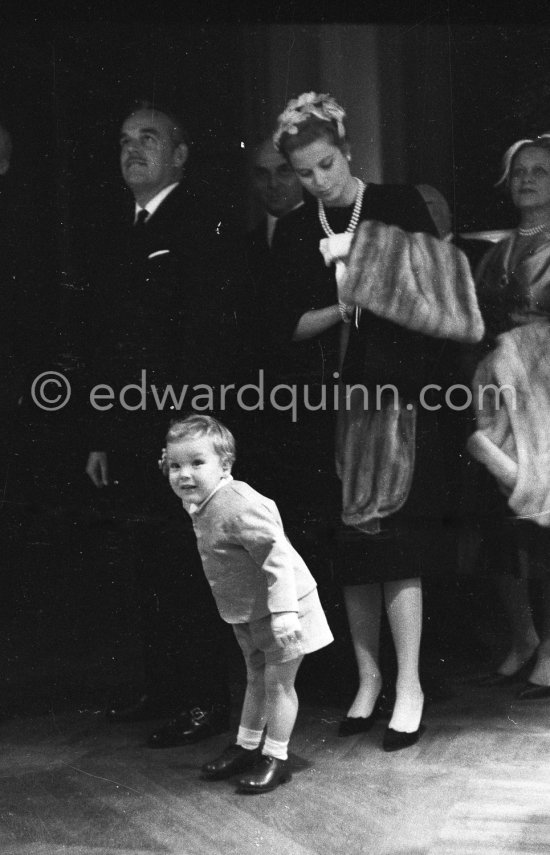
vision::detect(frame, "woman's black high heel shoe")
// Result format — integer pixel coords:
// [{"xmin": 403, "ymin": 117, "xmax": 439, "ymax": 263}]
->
[
  {"xmin": 476, "ymin": 650, "xmax": 538, "ymax": 687},
  {"xmin": 382, "ymin": 724, "xmax": 425, "ymax": 752},
  {"xmin": 517, "ymin": 681, "xmax": 550, "ymax": 701},
  {"xmin": 338, "ymin": 708, "xmax": 379, "ymax": 737}
]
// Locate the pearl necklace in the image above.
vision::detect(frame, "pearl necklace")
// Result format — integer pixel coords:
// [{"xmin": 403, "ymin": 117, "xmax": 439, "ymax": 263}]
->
[
  {"xmin": 517, "ymin": 221, "xmax": 550, "ymax": 237},
  {"xmin": 318, "ymin": 177, "xmax": 366, "ymax": 237}
]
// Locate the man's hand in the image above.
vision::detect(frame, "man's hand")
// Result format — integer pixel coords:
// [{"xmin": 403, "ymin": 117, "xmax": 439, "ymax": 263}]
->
[
  {"xmin": 271, "ymin": 612, "xmax": 302, "ymax": 648},
  {"xmin": 86, "ymin": 451, "xmax": 109, "ymax": 487}
]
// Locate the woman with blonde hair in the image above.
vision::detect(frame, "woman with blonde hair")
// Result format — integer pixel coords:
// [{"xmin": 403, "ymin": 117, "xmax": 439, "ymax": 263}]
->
[
  {"xmin": 269, "ymin": 92, "xmax": 482, "ymax": 749},
  {"xmin": 468, "ymin": 133, "xmax": 550, "ymax": 699}
]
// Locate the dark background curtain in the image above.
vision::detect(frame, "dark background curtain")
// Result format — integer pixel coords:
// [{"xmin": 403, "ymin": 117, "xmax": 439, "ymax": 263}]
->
[
  {"xmin": 1, "ymin": 16, "xmax": 550, "ymax": 701},
  {"xmin": 2, "ymin": 21, "xmax": 549, "ymax": 266}
]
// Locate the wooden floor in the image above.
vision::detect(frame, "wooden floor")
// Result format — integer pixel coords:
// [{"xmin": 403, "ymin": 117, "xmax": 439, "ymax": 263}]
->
[
  {"xmin": 1, "ymin": 492, "xmax": 549, "ymax": 853},
  {"xmin": 2, "ymin": 663, "xmax": 550, "ymax": 855}
]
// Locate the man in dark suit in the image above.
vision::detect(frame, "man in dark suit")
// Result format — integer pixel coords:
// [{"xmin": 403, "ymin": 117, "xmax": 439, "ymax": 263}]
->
[
  {"xmin": 242, "ymin": 140, "xmax": 303, "ymax": 373},
  {"xmin": 85, "ymin": 101, "xmax": 235, "ymax": 747},
  {"xmin": 239, "ymin": 137, "xmax": 304, "ymax": 372},
  {"xmin": 249, "ymin": 136, "xmax": 304, "ymax": 248},
  {"xmin": 0, "ymin": 122, "xmax": 19, "ymax": 409},
  {"xmin": 0, "ymin": 122, "xmax": 36, "ymax": 407},
  {"xmin": 0, "ymin": 121, "xmax": 21, "ymax": 621},
  {"xmin": 235, "ymin": 138, "xmax": 304, "ymax": 491}
]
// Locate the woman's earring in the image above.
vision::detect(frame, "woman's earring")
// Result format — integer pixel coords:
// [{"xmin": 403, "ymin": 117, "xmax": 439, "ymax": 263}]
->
[{"xmin": 346, "ymin": 154, "xmax": 351, "ymax": 162}]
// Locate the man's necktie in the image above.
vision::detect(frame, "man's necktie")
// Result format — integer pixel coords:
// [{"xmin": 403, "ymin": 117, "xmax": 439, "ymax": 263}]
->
[
  {"xmin": 267, "ymin": 217, "xmax": 277, "ymax": 249},
  {"xmin": 134, "ymin": 209, "xmax": 149, "ymax": 228}
]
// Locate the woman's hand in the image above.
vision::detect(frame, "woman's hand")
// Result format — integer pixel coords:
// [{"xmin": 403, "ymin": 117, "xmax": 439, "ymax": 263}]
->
[
  {"xmin": 336, "ymin": 266, "xmax": 355, "ymax": 306},
  {"xmin": 292, "ymin": 304, "xmax": 345, "ymax": 341}
]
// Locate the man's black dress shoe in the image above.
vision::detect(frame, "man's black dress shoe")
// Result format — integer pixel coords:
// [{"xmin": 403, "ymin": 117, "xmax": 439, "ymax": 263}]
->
[
  {"xmin": 236, "ymin": 755, "xmax": 291, "ymax": 793},
  {"xmin": 202, "ymin": 744, "xmax": 262, "ymax": 780},
  {"xmin": 106, "ymin": 694, "xmax": 168, "ymax": 723},
  {"xmin": 517, "ymin": 681, "xmax": 550, "ymax": 701},
  {"xmin": 147, "ymin": 703, "xmax": 230, "ymax": 748},
  {"xmin": 338, "ymin": 709, "xmax": 378, "ymax": 737},
  {"xmin": 382, "ymin": 724, "xmax": 425, "ymax": 752}
]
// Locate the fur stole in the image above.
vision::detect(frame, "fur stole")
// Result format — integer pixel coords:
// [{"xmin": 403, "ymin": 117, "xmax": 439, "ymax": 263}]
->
[
  {"xmin": 467, "ymin": 320, "xmax": 550, "ymax": 526},
  {"xmin": 336, "ymin": 221, "xmax": 484, "ymax": 531},
  {"xmin": 345, "ymin": 220, "xmax": 485, "ymax": 343},
  {"xmin": 336, "ymin": 387, "xmax": 417, "ymax": 533}
]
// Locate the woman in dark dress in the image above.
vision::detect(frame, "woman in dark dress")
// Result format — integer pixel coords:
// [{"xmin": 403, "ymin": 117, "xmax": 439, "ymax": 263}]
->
[
  {"xmin": 271, "ymin": 92, "xmax": 468, "ymax": 750},
  {"xmin": 467, "ymin": 134, "xmax": 550, "ymax": 699}
]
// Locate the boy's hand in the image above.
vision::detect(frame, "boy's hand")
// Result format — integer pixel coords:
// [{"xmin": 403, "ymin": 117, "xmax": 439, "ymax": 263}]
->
[{"xmin": 271, "ymin": 612, "xmax": 302, "ymax": 648}]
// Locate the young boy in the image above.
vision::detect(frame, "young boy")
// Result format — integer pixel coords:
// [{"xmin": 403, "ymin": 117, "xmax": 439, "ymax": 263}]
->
[{"xmin": 161, "ymin": 414, "xmax": 333, "ymax": 793}]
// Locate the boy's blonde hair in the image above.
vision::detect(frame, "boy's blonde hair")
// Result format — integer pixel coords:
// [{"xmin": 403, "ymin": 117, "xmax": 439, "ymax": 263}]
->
[{"xmin": 161, "ymin": 414, "xmax": 236, "ymax": 476}]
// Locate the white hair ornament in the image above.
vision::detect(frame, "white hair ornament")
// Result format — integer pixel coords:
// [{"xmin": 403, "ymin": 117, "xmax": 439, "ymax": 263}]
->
[{"xmin": 273, "ymin": 91, "xmax": 346, "ymax": 151}]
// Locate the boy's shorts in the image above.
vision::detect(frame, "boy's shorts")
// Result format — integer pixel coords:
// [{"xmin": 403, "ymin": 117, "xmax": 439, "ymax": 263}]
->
[{"xmin": 232, "ymin": 587, "xmax": 333, "ymax": 667}]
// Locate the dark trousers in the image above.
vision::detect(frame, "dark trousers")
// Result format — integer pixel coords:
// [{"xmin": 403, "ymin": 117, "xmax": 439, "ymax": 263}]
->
[
  {"xmin": 129, "ymin": 514, "xmax": 232, "ymax": 709},
  {"xmin": 101, "ymin": 413, "xmax": 232, "ymax": 710}
]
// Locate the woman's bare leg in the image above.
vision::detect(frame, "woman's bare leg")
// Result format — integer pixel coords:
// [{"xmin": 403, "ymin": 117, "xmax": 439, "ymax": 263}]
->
[
  {"xmin": 495, "ymin": 574, "xmax": 539, "ymax": 676},
  {"xmin": 343, "ymin": 583, "xmax": 383, "ymax": 717},
  {"xmin": 385, "ymin": 577, "xmax": 424, "ymax": 733},
  {"xmin": 527, "ymin": 578, "xmax": 550, "ymax": 686}
]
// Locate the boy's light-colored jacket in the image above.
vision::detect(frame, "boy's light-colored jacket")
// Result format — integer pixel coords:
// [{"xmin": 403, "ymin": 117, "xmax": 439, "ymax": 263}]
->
[{"xmin": 189, "ymin": 480, "xmax": 317, "ymax": 624}]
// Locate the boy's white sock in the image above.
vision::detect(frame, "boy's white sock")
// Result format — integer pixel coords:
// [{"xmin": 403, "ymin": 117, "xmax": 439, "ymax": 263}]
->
[
  {"xmin": 236, "ymin": 726, "xmax": 263, "ymax": 751},
  {"xmin": 262, "ymin": 735, "xmax": 289, "ymax": 760}
]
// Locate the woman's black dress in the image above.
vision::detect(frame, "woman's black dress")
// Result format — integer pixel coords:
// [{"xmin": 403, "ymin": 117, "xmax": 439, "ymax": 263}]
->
[{"xmin": 270, "ymin": 184, "xmax": 467, "ymax": 583}]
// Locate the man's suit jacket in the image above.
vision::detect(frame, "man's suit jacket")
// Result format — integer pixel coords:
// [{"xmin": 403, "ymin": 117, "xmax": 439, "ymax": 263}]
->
[
  {"xmin": 84, "ymin": 181, "xmax": 238, "ymax": 445},
  {"xmin": 246, "ymin": 217, "xmax": 270, "ymax": 277},
  {"xmin": 241, "ymin": 213, "xmax": 304, "ymax": 382},
  {"xmin": 0, "ymin": 176, "xmax": 55, "ymax": 409},
  {"xmin": 240, "ymin": 218, "xmax": 271, "ymax": 378}
]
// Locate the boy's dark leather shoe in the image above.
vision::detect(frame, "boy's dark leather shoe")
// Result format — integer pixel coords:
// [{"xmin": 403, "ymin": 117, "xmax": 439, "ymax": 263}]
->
[
  {"xmin": 236, "ymin": 755, "xmax": 291, "ymax": 793},
  {"xmin": 202, "ymin": 744, "xmax": 262, "ymax": 780},
  {"xmin": 147, "ymin": 704, "xmax": 230, "ymax": 748},
  {"xmin": 106, "ymin": 694, "xmax": 168, "ymax": 723}
]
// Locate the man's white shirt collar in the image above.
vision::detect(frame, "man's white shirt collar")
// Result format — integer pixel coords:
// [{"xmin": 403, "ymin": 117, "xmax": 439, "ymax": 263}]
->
[{"xmin": 134, "ymin": 182, "xmax": 179, "ymax": 223}]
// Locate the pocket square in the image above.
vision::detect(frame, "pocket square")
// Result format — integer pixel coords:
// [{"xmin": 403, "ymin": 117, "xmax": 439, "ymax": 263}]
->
[{"xmin": 148, "ymin": 249, "xmax": 170, "ymax": 259}]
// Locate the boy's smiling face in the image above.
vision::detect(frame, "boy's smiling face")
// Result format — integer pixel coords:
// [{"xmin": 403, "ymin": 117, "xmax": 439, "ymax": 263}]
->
[{"xmin": 166, "ymin": 435, "xmax": 230, "ymax": 508}]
